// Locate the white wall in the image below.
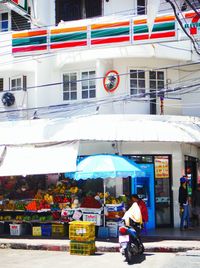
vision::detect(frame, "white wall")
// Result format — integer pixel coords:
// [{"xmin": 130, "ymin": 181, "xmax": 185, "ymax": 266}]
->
[
  {"xmin": 103, "ymin": 0, "xmax": 135, "ymax": 16},
  {"xmin": 32, "ymin": 0, "xmax": 55, "ymax": 28}
]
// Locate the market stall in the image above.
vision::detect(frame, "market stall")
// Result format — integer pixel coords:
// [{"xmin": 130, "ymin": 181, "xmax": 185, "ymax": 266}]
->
[{"xmin": 0, "ymin": 154, "xmax": 145, "ymax": 238}]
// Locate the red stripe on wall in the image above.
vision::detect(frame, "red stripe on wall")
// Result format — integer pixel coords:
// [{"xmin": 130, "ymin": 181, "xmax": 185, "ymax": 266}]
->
[
  {"xmin": 134, "ymin": 31, "xmax": 175, "ymax": 41},
  {"xmin": 12, "ymin": 45, "xmax": 47, "ymax": 53},
  {"xmin": 50, "ymin": 41, "xmax": 87, "ymax": 49},
  {"xmin": 91, "ymin": 36, "xmax": 129, "ymax": 45}
]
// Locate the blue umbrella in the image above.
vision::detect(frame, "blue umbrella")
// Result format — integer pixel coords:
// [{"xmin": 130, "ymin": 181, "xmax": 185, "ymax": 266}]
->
[
  {"xmin": 65, "ymin": 154, "xmax": 145, "ymax": 227},
  {"xmin": 66, "ymin": 154, "xmax": 145, "ymax": 180}
]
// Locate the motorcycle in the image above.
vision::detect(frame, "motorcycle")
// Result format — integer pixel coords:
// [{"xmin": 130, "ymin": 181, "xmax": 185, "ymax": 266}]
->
[{"xmin": 118, "ymin": 220, "xmax": 144, "ymax": 264}]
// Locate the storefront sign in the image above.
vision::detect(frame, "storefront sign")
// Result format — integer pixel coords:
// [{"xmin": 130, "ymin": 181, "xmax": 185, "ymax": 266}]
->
[
  {"xmin": 184, "ymin": 11, "xmax": 200, "ymax": 36},
  {"xmin": 155, "ymin": 156, "xmax": 169, "ymax": 179},
  {"xmin": 103, "ymin": 70, "xmax": 120, "ymax": 93},
  {"xmin": 0, "ymin": 0, "xmax": 28, "ymax": 16}
]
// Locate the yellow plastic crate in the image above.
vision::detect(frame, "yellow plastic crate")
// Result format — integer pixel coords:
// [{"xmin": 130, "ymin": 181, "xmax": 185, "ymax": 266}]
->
[
  {"xmin": 52, "ymin": 224, "xmax": 66, "ymax": 237},
  {"xmin": 32, "ymin": 226, "xmax": 42, "ymax": 236},
  {"xmin": 69, "ymin": 221, "xmax": 95, "ymax": 241},
  {"xmin": 70, "ymin": 241, "xmax": 96, "ymax": 255}
]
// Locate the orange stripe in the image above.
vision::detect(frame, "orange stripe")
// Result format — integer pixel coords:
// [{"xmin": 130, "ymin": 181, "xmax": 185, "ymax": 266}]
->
[
  {"xmin": 91, "ymin": 21, "xmax": 129, "ymax": 30},
  {"xmin": 12, "ymin": 30, "xmax": 47, "ymax": 38},
  {"xmin": 185, "ymin": 12, "xmax": 196, "ymax": 18},
  {"xmin": 51, "ymin": 26, "xmax": 87, "ymax": 34},
  {"xmin": 134, "ymin": 15, "xmax": 175, "ymax": 25}
]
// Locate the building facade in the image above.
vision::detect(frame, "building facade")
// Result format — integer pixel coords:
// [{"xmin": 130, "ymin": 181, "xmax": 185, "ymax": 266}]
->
[{"xmin": 0, "ymin": 0, "xmax": 200, "ymax": 228}]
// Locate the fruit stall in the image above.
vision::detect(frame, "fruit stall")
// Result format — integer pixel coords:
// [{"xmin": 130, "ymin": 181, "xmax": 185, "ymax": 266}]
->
[{"xmin": 0, "ymin": 175, "xmax": 126, "ymax": 238}]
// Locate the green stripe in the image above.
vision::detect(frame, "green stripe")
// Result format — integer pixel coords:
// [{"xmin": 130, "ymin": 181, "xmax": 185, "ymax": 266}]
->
[
  {"xmin": 91, "ymin": 27, "xmax": 129, "ymax": 39},
  {"xmin": 12, "ymin": 36, "xmax": 47, "ymax": 47},
  {"xmin": 51, "ymin": 32, "xmax": 87, "ymax": 43},
  {"xmin": 134, "ymin": 22, "xmax": 175, "ymax": 34}
]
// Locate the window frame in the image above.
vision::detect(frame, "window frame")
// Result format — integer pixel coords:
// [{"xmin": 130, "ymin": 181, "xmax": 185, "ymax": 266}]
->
[
  {"xmin": 9, "ymin": 75, "xmax": 27, "ymax": 91},
  {"xmin": 129, "ymin": 69, "xmax": 165, "ymax": 97},
  {"xmin": 137, "ymin": 0, "xmax": 147, "ymax": 15},
  {"xmin": 129, "ymin": 69, "xmax": 146, "ymax": 96},
  {"xmin": 0, "ymin": 11, "xmax": 11, "ymax": 32},
  {"xmin": 81, "ymin": 70, "xmax": 96, "ymax": 99},
  {"xmin": 56, "ymin": 0, "xmax": 102, "ymax": 23},
  {"xmin": 0, "ymin": 78, "xmax": 3, "ymax": 92},
  {"xmin": 63, "ymin": 72, "xmax": 78, "ymax": 101}
]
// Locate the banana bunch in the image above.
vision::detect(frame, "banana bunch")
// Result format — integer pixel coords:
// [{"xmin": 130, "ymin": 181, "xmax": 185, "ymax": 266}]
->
[
  {"xmin": 44, "ymin": 193, "xmax": 54, "ymax": 204},
  {"xmin": 69, "ymin": 186, "xmax": 79, "ymax": 194}
]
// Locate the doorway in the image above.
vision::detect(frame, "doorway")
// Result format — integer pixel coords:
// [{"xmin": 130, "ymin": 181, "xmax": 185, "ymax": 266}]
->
[{"xmin": 131, "ymin": 163, "xmax": 155, "ymax": 229}]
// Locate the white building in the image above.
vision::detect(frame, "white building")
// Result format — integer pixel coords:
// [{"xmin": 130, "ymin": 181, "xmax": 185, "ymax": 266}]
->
[{"xmin": 0, "ymin": 0, "xmax": 200, "ymax": 229}]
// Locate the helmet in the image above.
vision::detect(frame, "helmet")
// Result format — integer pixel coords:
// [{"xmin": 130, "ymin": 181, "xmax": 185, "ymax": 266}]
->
[{"xmin": 180, "ymin": 176, "xmax": 187, "ymax": 183}]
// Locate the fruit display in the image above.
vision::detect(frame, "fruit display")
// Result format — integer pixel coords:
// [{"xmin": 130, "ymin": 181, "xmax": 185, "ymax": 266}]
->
[
  {"xmin": 44, "ymin": 194, "xmax": 54, "ymax": 204},
  {"xmin": 0, "ymin": 215, "xmax": 12, "ymax": 221},
  {"xmin": 0, "ymin": 177, "xmax": 128, "ymax": 230},
  {"xmin": 3, "ymin": 200, "xmax": 15, "ymax": 210},
  {"xmin": 15, "ymin": 201, "xmax": 26, "ymax": 211},
  {"xmin": 26, "ymin": 200, "xmax": 38, "ymax": 211},
  {"xmin": 80, "ymin": 196, "xmax": 102, "ymax": 208},
  {"xmin": 105, "ymin": 195, "xmax": 123, "ymax": 205}
]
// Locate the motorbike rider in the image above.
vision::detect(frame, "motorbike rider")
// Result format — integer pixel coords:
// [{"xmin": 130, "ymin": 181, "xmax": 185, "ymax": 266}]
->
[{"xmin": 122, "ymin": 199, "xmax": 144, "ymax": 251}]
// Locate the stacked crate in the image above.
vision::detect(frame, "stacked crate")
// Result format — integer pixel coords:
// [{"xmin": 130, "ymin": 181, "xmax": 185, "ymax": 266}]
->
[
  {"xmin": 69, "ymin": 221, "xmax": 96, "ymax": 255},
  {"xmin": 52, "ymin": 223, "xmax": 66, "ymax": 237}
]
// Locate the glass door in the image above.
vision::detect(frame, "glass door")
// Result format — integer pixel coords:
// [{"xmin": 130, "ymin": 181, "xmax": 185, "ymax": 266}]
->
[{"xmin": 154, "ymin": 156, "xmax": 173, "ymax": 227}]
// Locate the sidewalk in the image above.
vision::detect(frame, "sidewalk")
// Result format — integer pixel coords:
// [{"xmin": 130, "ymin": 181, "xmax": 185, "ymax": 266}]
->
[{"xmin": 0, "ymin": 227, "xmax": 200, "ymax": 253}]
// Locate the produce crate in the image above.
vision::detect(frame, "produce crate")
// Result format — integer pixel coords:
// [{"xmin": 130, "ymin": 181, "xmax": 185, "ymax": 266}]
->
[
  {"xmin": 52, "ymin": 223, "xmax": 66, "ymax": 237},
  {"xmin": 70, "ymin": 241, "xmax": 96, "ymax": 255},
  {"xmin": 41, "ymin": 224, "xmax": 52, "ymax": 237},
  {"xmin": 69, "ymin": 221, "xmax": 95, "ymax": 241},
  {"xmin": 32, "ymin": 226, "xmax": 42, "ymax": 236},
  {"xmin": 106, "ymin": 221, "xmax": 119, "ymax": 238},
  {"xmin": 10, "ymin": 223, "xmax": 27, "ymax": 236}
]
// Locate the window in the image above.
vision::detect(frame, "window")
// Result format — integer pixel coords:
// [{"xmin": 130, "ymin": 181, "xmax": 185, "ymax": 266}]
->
[
  {"xmin": 56, "ymin": 0, "xmax": 102, "ymax": 24},
  {"xmin": 137, "ymin": 0, "xmax": 147, "ymax": 15},
  {"xmin": 130, "ymin": 70, "xmax": 165, "ymax": 96},
  {"xmin": 10, "ymin": 76, "xmax": 27, "ymax": 91},
  {"xmin": 0, "ymin": 78, "xmax": 3, "ymax": 91},
  {"xmin": 63, "ymin": 73, "xmax": 77, "ymax": 101},
  {"xmin": 181, "ymin": 0, "xmax": 200, "ymax": 11},
  {"xmin": 149, "ymin": 71, "xmax": 165, "ymax": 92},
  {"xmin": 11, "ymin": 9, "xmax": 30, "ymax": 31},
  {"xmin": 130, "ymin": 70, "xmax": 145, "ymax": 95},
  {"xmin": 1, "ymin": 13, "xmax": 8, "ymax": 32},
  {"xmin": 81, "ymin": 71, "xmax": 96, "ymax": 99},
  {"xmin": 149, "ymin": 71, "xmax": 164, "ymax": 114}
]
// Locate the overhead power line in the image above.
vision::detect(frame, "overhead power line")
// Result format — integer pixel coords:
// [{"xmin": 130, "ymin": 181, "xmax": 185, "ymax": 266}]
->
[{"xmin": 166, "ymin": 0, "xmax": 200, "ymax": 56}]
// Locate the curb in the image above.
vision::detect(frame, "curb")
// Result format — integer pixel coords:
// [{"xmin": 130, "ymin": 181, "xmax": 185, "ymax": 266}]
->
[{"xmin": 1, "ymin": 241, "xmax": 200, "ymax": 253}]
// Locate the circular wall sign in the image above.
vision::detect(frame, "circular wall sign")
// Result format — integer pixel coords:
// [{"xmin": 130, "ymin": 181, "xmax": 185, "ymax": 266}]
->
[{"xmin": 103, "ymin": 70, "xmax": 120, "ymax": 93}]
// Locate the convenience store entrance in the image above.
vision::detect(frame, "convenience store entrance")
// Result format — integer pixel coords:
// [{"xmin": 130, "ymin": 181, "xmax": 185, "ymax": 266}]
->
[
  {"xmin": 129, "ymin": 155, "xmax": 173, "ymax": 228},
  {"xmin": 131, "ymin": 163, "xmax": 155, "ymax": 230}
]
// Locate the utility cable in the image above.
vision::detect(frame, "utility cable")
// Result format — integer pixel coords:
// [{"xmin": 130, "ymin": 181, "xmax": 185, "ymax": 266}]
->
[
  {"xmin": 166, "ymin": 0, "xmax": 200, "ymax": 56},
  {"xmin": 184, "ymin": 0, "xmax": 200, "ymax": 17}
]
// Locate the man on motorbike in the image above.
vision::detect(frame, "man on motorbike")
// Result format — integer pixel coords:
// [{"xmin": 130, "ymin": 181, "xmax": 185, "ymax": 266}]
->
[{"xmin": 119, "ymin": 199, "xmax": 144, "ymax": 258}]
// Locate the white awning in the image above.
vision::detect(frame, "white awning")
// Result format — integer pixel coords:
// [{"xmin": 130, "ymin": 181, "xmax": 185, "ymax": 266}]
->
[
  {"xmin": 0, "ymin": 141, "xmax": 79, "ymax": 176},
  {"xmin": 0, "ymin": 114, "xmax": 200, "ymax": 145}
]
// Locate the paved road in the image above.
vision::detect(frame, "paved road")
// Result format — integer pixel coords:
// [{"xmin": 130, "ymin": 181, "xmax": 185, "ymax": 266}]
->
[{"xmin": 0, "ymin": 249, "xmax": 200, "ymax": 268}]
